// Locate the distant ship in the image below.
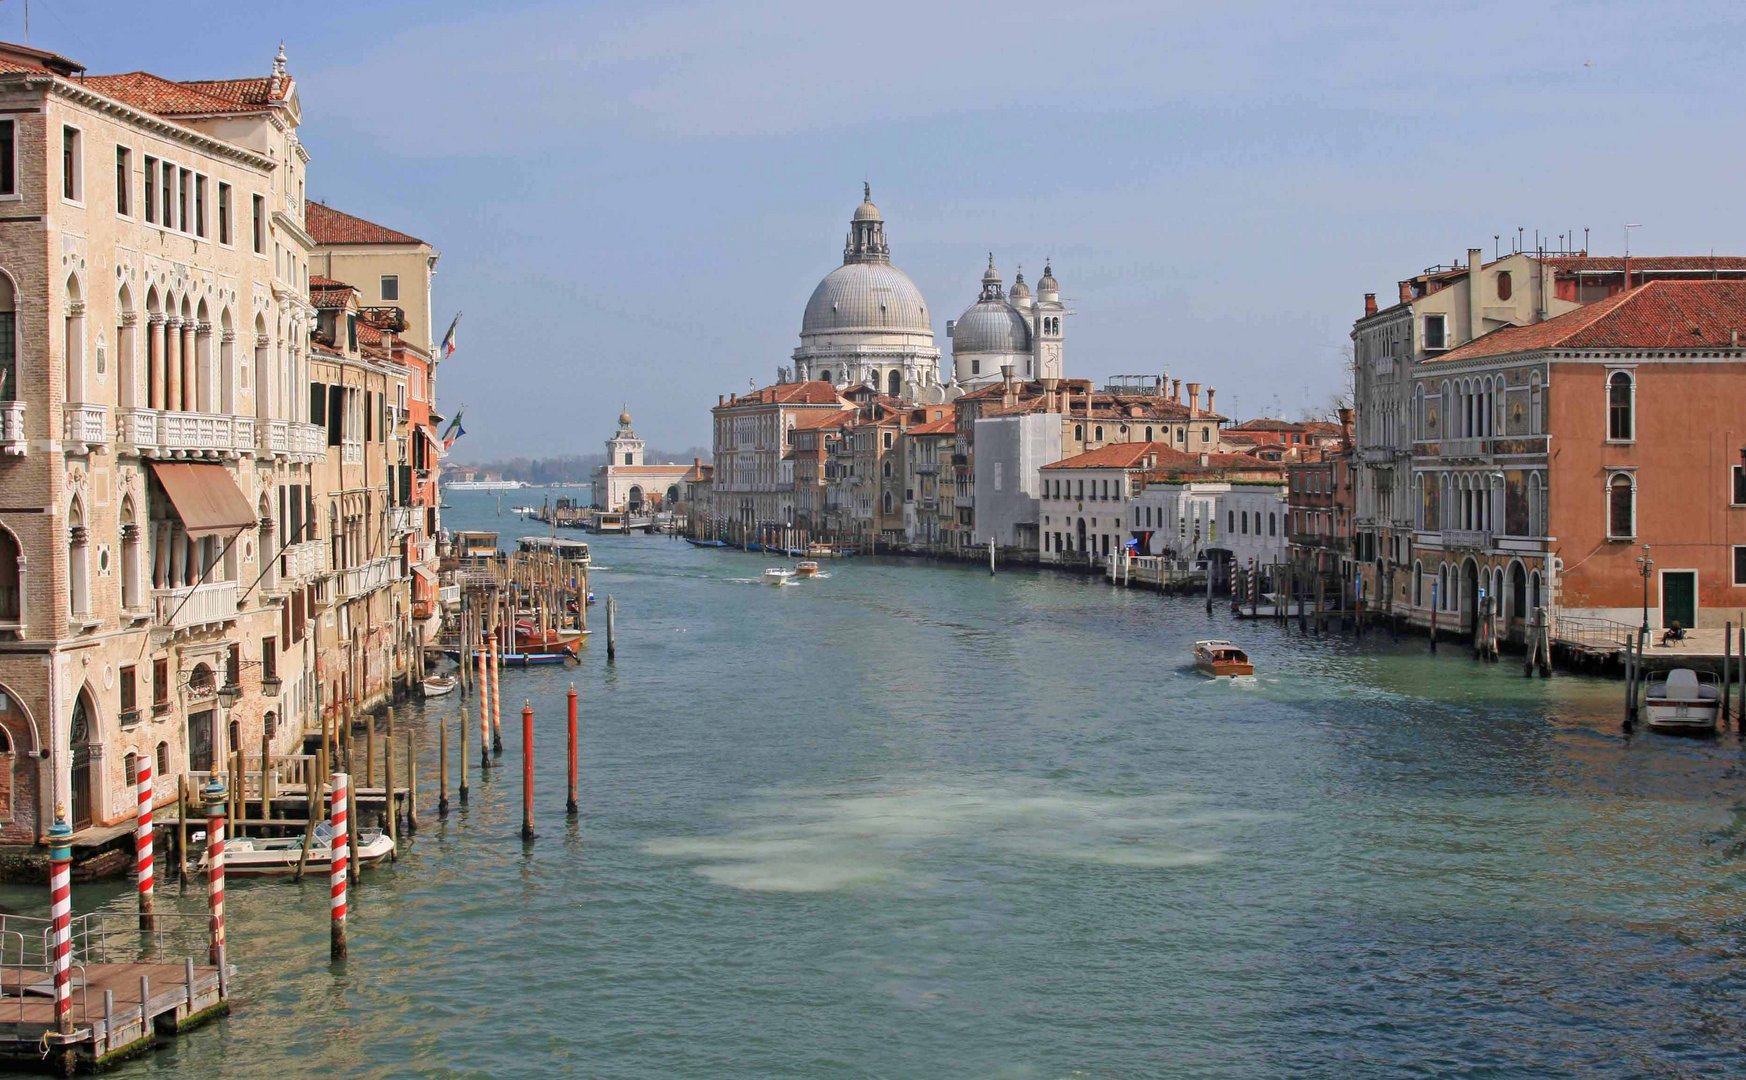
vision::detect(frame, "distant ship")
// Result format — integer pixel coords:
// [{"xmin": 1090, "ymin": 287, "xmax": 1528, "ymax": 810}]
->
[{"xmin": 444, "ymin": 479, "xmax": 528, "ymax": 491}]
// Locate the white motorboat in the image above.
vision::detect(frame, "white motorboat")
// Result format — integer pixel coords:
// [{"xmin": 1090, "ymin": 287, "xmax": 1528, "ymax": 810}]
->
[
  {"xmin": 203, "ymin": 823, "xmax": 395, "ymax": 876},
  {"xmin": 763, "ymin": 568, "xmax": 795, "ymax": 585},
  {"xmin": 1643, "ymin": 668, "xmax": 1721, "ymax": 733},
  {"xmin": 422, "ymin": 674, "xmax": 458, "ymax": 697}
]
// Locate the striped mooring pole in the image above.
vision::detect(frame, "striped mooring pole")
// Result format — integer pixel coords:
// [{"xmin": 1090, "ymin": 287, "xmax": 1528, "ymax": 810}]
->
[
  {"xmin": 520, "ymin": 701, "xmax": 536, "ymax": 842},
  {"xmin": 566, "ymin": 683, "xmax": 579, "ymax": 818},
  {"xmin": 490, "ymin": 635, "xmax": 504, "ymax": 756},
  {"xmin": 204, "ymin": 778, "xmax": 226, "ymax": 968},
  {"xmin": 48, "ymin": 813, "xmax": 73, "ymax": 1036},
  {"xmin": 136, "ymin": 754, "xmax": 155, "ymax": 933},
  {"xmin": 477, "ymin": 639, "xmax": 491, "ymax": 770},
  {"xmin": 330, "ymin": 771, "xmax": 349, "ymax": 961}
]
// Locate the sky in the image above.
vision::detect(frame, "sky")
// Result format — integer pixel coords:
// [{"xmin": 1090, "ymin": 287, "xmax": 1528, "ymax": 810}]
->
[{"xmin": 11, "ymin": 0, "xmax": 1746, "ymax": 460}]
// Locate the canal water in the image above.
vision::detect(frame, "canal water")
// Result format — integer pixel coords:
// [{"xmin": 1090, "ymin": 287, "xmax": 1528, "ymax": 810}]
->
[{"xmin": 21, "ymin": 488, "xmax": 1746, "ymax": 1077}]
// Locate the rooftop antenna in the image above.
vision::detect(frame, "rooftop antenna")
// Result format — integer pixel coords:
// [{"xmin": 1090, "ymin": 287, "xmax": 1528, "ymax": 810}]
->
[
  {"xmin": 1584, "ymin": 227, "xmax": 1590, "ymax": 253},
  {"xmin": 1624, "ymin": 223, "xmax": 1641, "ymax": 257},
  {"xmin": 1516, "ymin": 226, "xmax": 1524, "ymax": 253},
  {"xmin": 1494, "ymin": 234, "xmax": 1500, "ymax": 260}
]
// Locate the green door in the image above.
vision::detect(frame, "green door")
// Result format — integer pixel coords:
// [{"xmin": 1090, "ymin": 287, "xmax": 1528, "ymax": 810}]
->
[{"xmin": 1662, "ymin": 571, "xmax": 1697, "ymax": 629}]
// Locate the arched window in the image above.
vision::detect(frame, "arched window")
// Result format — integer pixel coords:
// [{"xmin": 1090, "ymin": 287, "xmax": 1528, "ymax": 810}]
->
[
  {"xmin": 1074, "ymin": 424, "xmax": 1083, "ymax": 441},
  {"xmin": 1145, "ymin": 427, "xmax": 1153, "ymax": 441},
  {"xmin": 0, "ymin": 526, "xmax": 18, "ymax": 622},
  {"xmin": 1094, "ymin": 426, "xmax": 1104, "ymax": 441},
  {"xmin": 1496, "ymin": 270, "xmax": 1512, "ymax": 301},
  {"xmin": 1269, "ymin": 512, "xmax": 1276, "ymax": 536},
  {"xmin": 817, "ymin": 369, "xmax": 831, "ymax": 384},
  {"xmin": 1413, "ymin": 559, "xmax": 1423, "ymax": 607},
  {"xmin": 1527, "ymin": 472, "xmax": 1543, "ymax": 537},
  {"xmin": 1529, "ymin": 570, "xmax": 1542, "ymax": 612},
  {"xmin": 882, "ymin": 431, "xmax": 893, "ymax": 450},
  {"xmin": 0, "ymin": 273, "xmax": 15, "ymax": 399},
  {"xmin": 67, "ymin": 496, "xmax": 89, "ymax": 617},
  {"xmin": 156, "ymin": 740, "xmax": 169, "ymax": 778},
  {"xmin": 1608, "ymin": 472, "xmax": 1635, "ymax": 538},
  {"xmin": 887, "ymin": 370, "xmax": 901, "ymax": 398},
  {"xmin": 1529, "ymin": 371, "xmax": 1543, "ymax": 434},
  {"xmin": 63, "ymin": 274, "xmax": 85, "ymax": 405},
  {"xmin": 1414, "ymin": 384, "xmax": 1425, "ymax": 439},
  {"xmin": 1227, "ymin": 510, "xmax": 1234, "ymax": 534},
  {"xmin": 1608, "ymin": 371, "xmax": 1634, "ymax": 441},
  {"xmin": 120, "ymin": 495, "xmax": 142, "ymax": 611},
  {"xmin": 881, "ymin": 491, "xmax": 893, "ymax": 514}
]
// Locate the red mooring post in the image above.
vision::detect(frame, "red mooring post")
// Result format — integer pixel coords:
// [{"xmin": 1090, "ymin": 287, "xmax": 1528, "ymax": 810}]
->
[
  {"xmin": 330, "ymin": 771, "xmax": 349, "ymax": 961},
  {"xmin": 136, "ymin": 755, "xmax": 155, "ymax": 933},
  {"xmin": 566, "ymin": 684, "xmax": 579, "ymax": 818},
  {"xmin": 48, "ymin": 814, "xmax": 73, "ymax": 1037},
  {"xmin": 521, "ymin": 700, "xmax": 536, "ymax": 841},
  {"xmin": 204, "ymin": 778, "xmax": 226, "ymax": 968}
]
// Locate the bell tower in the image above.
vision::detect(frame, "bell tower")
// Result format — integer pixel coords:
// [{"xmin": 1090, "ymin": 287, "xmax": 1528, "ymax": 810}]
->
[
  {"xmin": 1033, "ymin": 260, "xmax": 1066, "ymax": 380},
  {"xmin": 606, "ymin": 407, "xmax": 644, "ymax": 467}
]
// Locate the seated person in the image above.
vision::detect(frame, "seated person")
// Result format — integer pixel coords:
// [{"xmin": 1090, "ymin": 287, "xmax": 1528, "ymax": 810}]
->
[{"xmin": 1659, "ymin": 621, "xmax": 1686, "ymax": 646}]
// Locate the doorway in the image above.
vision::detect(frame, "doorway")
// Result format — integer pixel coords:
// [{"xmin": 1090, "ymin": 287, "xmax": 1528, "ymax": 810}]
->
[
  {"xmin": 1463, "ymin": 558, "xmax": 1481, "ymax": 638},
  {"xmin": 69, "ymin": 689, "xmax": 94, "ymax": 830},
  {"xmin": 188, "ymin": 708, "xmax": 215, "ymax": 772},
  {"xmin": 1661, "ymin": 571, "xmax": 1697, "ymax": 629}
]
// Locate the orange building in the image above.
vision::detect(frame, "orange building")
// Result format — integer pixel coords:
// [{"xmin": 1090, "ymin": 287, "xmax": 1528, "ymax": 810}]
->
[{"xmin": 1411, "ymin": 280, "xmax": 1746, "ymax": 640}]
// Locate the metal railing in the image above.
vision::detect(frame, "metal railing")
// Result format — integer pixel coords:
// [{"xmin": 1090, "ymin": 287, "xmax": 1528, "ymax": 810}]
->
[
  {"xmin": 1553, "ymin": 613, "xmax": 1636, "ymax": 654},
  {"xmin": 336, "ymin": 555, "xmax": 398, "ymax": 599}
]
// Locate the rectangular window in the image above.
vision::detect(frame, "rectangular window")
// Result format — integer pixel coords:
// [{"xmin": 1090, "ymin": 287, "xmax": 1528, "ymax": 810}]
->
[
  {"xmin": 194, "ymin": 175, "xmax": 206, "ymax": 237},
  {"xmin": 262, "ymin": 637, "xmax": 277, "ymax": 682},
  {"xmin": 115, "ymin": 146, "xmax": 130, "ymax": 215},
  {"xmin": 1735, "ymin": 547, "xmax": 1746, "ymax": 587},
  {"xmin": 380, "ymin": 275, "xmax": 399, "ymax": 302},
  {"xmin": 161, "ymin": 161, "xmax": 174, "ymax": 226},
  {"xmin": 0, "ymin": 120, "xmax": 14, "ymax": 196},
  {"xmin": 225, "ymin": 643, "xmax": 240, "ymax": 688},
  {"xmin": 152, "ymin": 658, "xmax": 170, "ymax": 708},
  {"xmin": 143, "ymin": 155, "xmax": 156, "ymax": 222},
  {"xmin": 120, "ymin": 665, "xmax": 137, "ymax": 713},
  {"xmin": 218, "ymin": 183, "xmax": 232, "ymax": 244},
  {"xmin": 61, "ymin": 126, "xmax": 80, "ymax": 201},
  {"xmin": 252, "ymin": 193, "xmax": 265, "ymax": 253},
  {"xmin": 1423, "ymin": 313, "xmax": 1448, "ymax": 352},
  {"xmin": 177, "ymin": 168, "xmax": 190, "ymax": 232}
]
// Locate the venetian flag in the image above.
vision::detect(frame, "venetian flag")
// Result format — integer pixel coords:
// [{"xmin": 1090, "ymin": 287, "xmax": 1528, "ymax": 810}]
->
[
  {"xmin": 441, "ymin": 407, "xmax": 466, "ymax": 450},
  {"xmin": 438, "ymin": 312, "xmax": 461, "ymax": 359}
]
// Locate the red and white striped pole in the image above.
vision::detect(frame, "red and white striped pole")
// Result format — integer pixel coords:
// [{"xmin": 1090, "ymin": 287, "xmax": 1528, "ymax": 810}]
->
[
  {"xmin": 136, "ymin": 756, "xmax": 155, "ymax": 933},
  {"xmin": 47, "ymin": 812, "xmax": 73, "ymax": 1036},
  {"xmin": 330, "ymin": 771, "xmax": 349, "ymax": 961},
  {"xmin": 520, "ymin": 700, "xmax": 535, "ymax": 842},
  {"xmin": 566, "ymin": 683, "xmax": 578, "ymax": 818},
  {"xmin": 203, "ymin": 778, "xmax": 226, "ymax": 968}
]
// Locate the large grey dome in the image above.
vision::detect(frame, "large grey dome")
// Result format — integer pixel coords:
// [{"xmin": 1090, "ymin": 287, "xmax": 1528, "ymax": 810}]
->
[
  {"xmin": 801, "ymin": 262, "xmax": 931, "ymax": 337},
  {"xmin": 952, "ymin": 300, "xmax": 1031, "ymax": 355}
]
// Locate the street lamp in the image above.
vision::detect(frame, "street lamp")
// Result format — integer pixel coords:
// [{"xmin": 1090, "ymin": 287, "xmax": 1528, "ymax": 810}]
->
[{"xmin": 1637, "ymin": 543, "xmax": 1654, "ymax": 636}]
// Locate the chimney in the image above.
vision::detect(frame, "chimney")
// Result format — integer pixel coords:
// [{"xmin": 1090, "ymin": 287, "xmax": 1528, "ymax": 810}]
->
[
  {"xmin": 1398, "ymin": 281, "xmax": 1413, "ymax": 304},
  {"xmin": 1338, "ymin": 407, "xmax": 1354, "ymax": 448},
  {"xmin": 1206, "ymin": 387, "xmax": 1216, "ymax": 415},
  {"xmin": 1363, "ymin": 292, "xmax": 1378, "ymax": 317},
  {"xmin": 1171, "ymin": 378, "xmax": 1182, "ymax": 404},
  {"xmin": 1187, "ymin": 382, "xmax": 1201, "ymax": 419},
  {"xmin": 718, "ymin": 394, "xmax": 725, "ymax": 406},
  {"xmin": 1468, "ymin": 246, "xmax": 1484, "ymax": 342},
  {"xmin": 1001, "ymin": 363, "xmax": 1016, "ymax": 407}
]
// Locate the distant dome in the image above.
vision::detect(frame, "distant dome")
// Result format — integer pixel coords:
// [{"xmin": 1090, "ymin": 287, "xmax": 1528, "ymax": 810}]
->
[
  {"xmin": 852, "ymin": 199, "xmax": 881, "ymax": 222},
  {"xmin": 801, "ymin": 262, "xmax": 930, "ymax": 337},
  {"xmin": 618, "ymin": 409, "xmax": 633, "ymax": 426},
  {"xmin": 952, "ymin": 299, "xmax": 1031, "ymax": 356},
  {"xmin": 1009, "ymin": 269, "xmax": 1030, "ymax": 303},
  {"xmin": 1038, "ymin": 260, "xmax": 1060, "ymax": 298}
]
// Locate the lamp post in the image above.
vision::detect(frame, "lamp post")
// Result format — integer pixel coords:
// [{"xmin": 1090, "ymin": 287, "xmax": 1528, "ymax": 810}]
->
[{"xmin": 1637, "ymin": 544, "xmax": 1654, "ymax": 636}]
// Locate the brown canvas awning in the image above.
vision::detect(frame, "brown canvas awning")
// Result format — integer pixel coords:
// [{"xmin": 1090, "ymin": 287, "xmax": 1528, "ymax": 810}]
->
[{"xmin": 150, "ymin": 463, "xmax": 256, "ymax": 539}]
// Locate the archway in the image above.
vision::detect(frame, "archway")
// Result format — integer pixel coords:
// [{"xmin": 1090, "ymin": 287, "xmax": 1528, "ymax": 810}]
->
[
  {"xmin": 70, "ymin": 685, "xmax": 96, "ymax": 829},
  {"xmin": 1509, "ymin": 560, "xmax": 1526, "ymax": 636},
  {"xmin": 887, "ymin": 370, "xmax": 902, "ymax": 398},
  {"xmin": 627, "ymin": 486, "xmax": 645, "ymax": 513},
  {"xmin": 0, "ymin": 679, "xmax": 37, "ymax": 836},
  {"xmin": 665, "ymin": 485, "xmax": 679, "ymax": 505},
  {"xmin": 1074, "ymin": 517, "xmax": 1086, "ymax": 553},
  {"xmin": 1462, "ymin": 558, "xmax": 1481, "ymax": 639}
]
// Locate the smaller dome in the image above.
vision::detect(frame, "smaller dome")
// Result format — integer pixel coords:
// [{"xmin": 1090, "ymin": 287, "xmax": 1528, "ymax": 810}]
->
[
  {"xmin": 1009, "ymin": 269, "xmax": 1030, "ymax": 303},
  {"xmin": 852, "ymin": 182, "xmax": 881, "ymax": 222},
  {"xmin": 952, "ymin": 300, "xmax": 1031, "ymax": 356},
  {"xmin": 618, "ymin": 409, "xmax": 633, "ymax": 427},
  {"xmin": 982, "ymin": 253, "xmax": 1002, "ymax": 287},
  {"xmin": 1038, "ymin": 260, "xmax": 1060, "ymax": 297}
]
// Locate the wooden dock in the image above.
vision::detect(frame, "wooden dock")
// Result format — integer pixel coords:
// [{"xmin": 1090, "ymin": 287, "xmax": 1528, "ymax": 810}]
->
[{"xmin": 0, "ymin": 911, "xmax": 229, "ymax": 1073}]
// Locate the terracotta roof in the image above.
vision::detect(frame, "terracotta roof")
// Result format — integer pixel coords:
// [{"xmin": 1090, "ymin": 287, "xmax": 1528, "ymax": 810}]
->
[
  {"xmin": 309, "ymin": 275, "xmax": 348, "ymax": 289},
  {"xmin": 904, "ymin": 415, "xmax": 957, "ymax": 436},
  {"xmin": 717, "ymin": 381, "xmax": 846, "ymax": 410},
  {"xmin": 310, "ymin": 280, "xmax": 356, "ymax": 310},
  {"xmin": 1044, "ymin": 442, "xmax": 1175, "ymax": 470},
  {"xmin": 1430, "ymin": 280, "xmax": 1746, "ymax": 363},
  {"xmin": 83, "ymin": 71, "xmax": 275, "ymax": 117},
  {"xmin": 178, "ymin": 77, "xmax": 285, "ymax": 108},
  {"xmin": 356, "ymin": 321, "xmax": 385, "ymax": 346},
  {"xmin": 790, "ymin": 408, "xmax": 857, "ymax": 431},
  {"xmin": 1542, "ymin": 255, "xmax": 1746, "ymax": 274},
  {"xmin": 306, "ymin": 201, "xmax": 424, "ymax": 246},
  {"xmin": 1229, "ymin": 418, "xmax": 1306, "ymax": 432}
]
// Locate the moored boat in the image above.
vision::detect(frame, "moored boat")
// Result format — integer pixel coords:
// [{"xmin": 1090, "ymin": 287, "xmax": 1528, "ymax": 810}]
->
[
  {"xmin": 204, "ymin": 824, "xmax": 394, "ymax": 876},
  {"xmin": 686, "ymin": 537, "xmax": 729, "ymax": 548},
  {"xmin": 794, "ymin": 560, "xmax": 820, "ymax": 577},
  {"xmin": 1643, "ymin": 668, "xmax": 1720, "ymax": 733},
  {"xmin": 422, "ymin": 674, "xmax": 457, "ymax": 697},
  {"xmin": 1194, "ymin": 639, "xmax": 1254, "ymax": 678}
]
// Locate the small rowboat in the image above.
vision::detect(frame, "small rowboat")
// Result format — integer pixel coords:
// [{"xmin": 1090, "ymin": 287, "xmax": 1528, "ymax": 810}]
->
[
  {"xmin": 439, "ymin": 646, "xmax": 576, "ymax": 666},
  {"xmin": 685, "ymin": 538, "xmax": 729, "ymax": 548},
  {"xmin": 422, "ymin": 675, "xmax": 458, "ymax": 697},
  {"xmin": 202, "ymin": 824, "xmax": 394, "ymax": 876},
  {"xmin": 763, "ymin": 568, "xmax": 795, "ymax": 585},
  {"xmin": 1194, "ymin": 639, "xmax": 1254, "ymax": 678},
  {"xmin": 1644, "ymin": 668, "xmax": 1720, "ymax": 734},
  {"xmin": 793, "ymin": 560, "xmax": 820, "ymax": 577}
]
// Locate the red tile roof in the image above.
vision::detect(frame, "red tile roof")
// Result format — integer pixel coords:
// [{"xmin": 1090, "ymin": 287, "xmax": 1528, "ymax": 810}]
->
[
  {"xmin": 1044, "ymin": 442, "xmax": 1176, "ymax": 470},
  {"xmin": 791, "ymin": 408, "xmax": 857, "ymax": 431},
  {"xmin": 178, "ymin": 77, "xmax": 285, "ymax": 108},
  {"xmin": 305, "ymin": 201, "xmax": 424, "ymax": 246},
  {"xmin": 1229, "ymin": 418, "xmax": 1306, "ymax": 432},
  {"xmin": 1542, "ymin": 255, "xmax": 1746, "ymax": 273},
  {"xmin": 309, "ymin": 275, "xmax": 348, "ymax": 289},
  {"xmin": 310, "ymin": 279, "xmax": 356, "ymax": 310},
  {"xmin": 83, "ymin": 71, "xmax": 274, "ymax": 117},
  {"xmin": 717, "ymin": 381, "xmax": 847, "ymax": 409},
  {"xmin": 1431, "ymin": 280, "xmax": 1746, "ymax": 363},
  {"xmin": 904, "ymin": 414, "xmax": 957, "ymax": 436}
]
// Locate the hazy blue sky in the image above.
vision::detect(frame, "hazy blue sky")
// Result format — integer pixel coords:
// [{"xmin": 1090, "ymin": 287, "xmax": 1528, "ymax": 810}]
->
[{"xmin": 13, "ymin": 1, "xmax": 1746, "ymax": 459}]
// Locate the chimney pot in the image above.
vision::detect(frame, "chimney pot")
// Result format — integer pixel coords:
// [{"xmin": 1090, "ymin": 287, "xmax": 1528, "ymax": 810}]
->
[
  {"xmin": 1398, "ymin": 281, "xmax": 1413, "ymax": 304},
  {"xmin": 1206, "ymin": 387, "xmax": 1216, "ymax": 414},
  {"xmin": 1363, "ymin": 292, "xmax": 1378, "ymax": 317},
  {"xmin": 1187, "ymin": 382, "xmax": 1201, "ymax": 419}
]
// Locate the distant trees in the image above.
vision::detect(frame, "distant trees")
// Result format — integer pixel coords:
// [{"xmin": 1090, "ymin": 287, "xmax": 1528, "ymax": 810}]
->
[{"xmin": 449, "ymin": 447, "xmax": 709, "ymax": 483}]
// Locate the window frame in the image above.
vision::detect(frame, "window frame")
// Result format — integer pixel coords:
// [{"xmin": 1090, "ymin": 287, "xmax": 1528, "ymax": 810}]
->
[
  {"xmin": 380, "ymin": 274, "xmax": 399, "ymax": 302},
  {"xmin": 60, "ymin": 124, "xmax": 82, "ymax": 204},
  {"xmin": 1606, "ymin": 369, "xmax": 1635, "ymax": 444},
  {"xmin": 251, "ymin": 193, "xmax": 266, "ymax": 255},
  {"xmin": 1423, "ymin": 313, "xmax": 1449, "ymax": 352},
  {"xmin": 114, "ymin": 145, "xmax": 131, "ymax": 217},
  {"xmin": 0, "ymin": 119, "xmax": 17, "ymax": 200},
  {"xmin": 217, "ymin": 182, "xmax": 232, "ymax": 246},
  {"xmin": 1606, "ymin": 470, "xmax": 1636, "ymax": 541}
]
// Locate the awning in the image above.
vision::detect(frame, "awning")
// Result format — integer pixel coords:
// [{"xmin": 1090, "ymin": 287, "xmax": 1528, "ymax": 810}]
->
[
  {"xmin": 150, "ymin": 463, "xmax": 256, "ymax": 539},
  {"xmin": 411, "ymin": 563, "xmax": 437, "ymax": 583}
]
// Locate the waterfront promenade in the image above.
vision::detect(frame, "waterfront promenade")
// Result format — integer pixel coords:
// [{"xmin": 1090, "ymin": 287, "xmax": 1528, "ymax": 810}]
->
[{"xmin": 22, "ymin": 488, "xmax": 1746, "ymax": 1078}]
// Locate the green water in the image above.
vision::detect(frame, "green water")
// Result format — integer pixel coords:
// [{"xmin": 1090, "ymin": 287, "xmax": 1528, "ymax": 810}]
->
[{"xmin": 22, "ymin": 489, "xmax": 1746, "ymax": 1077}]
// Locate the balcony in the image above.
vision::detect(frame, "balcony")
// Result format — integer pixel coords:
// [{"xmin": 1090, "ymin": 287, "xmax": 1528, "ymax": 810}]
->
[
  {"xmin": 1443, "ymin": 528, "xmax": 1493, "ymax": 551},
  {"xmin": 388, "ymin": 506, "xmax": 419, "ymax": 536},
  {"xmin": 336, "ymin": 555, "xmax": 399, "ymax": 600},
  {"xmin": 154, "ymin": 581, "xmax": 238, "ymax": 632},
  {"xmin": 341, "ymin": 440, "xmax": 363, "ymax": 466},
  {"xmin": 913, "ymin": 462, "xmax": 938, "ymax": 475},
  {"xmin": 1440, "ymin": 437, "xmax": 1489, "ymax": 462},
  {"xmin": 1357, "ymin": 445, "xmax": 1397, "ymax": 465},
  {"xmin": 1, "ymin": 401, "xmax": 24, "ymax": 455},
  {"xmin": 282, "ymin": 541, "xmax": 329, "ymax": 583},
  {"xmin": 62, "ymin": 403, "xmax": 109, "ymax": 453},
  {"xmin": 290, "ymin": 422, "xmax": 324, "ymax": 461},
  {"xmin": 120, "ymin": 408, "xmax": 255, "ymax": 460},
  {"xmin": 259, "ymin": 419, "xmax": 289, "ymax": 458}
]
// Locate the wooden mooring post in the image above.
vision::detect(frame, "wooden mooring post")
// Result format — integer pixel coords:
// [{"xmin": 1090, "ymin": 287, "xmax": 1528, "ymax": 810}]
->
[
  {"xmin": 384, "ymin": 709, "xmax": 398, "ymax": 851},
  {"xmin": 477, "ymin": 641, "xmax": 491, "ymax": 770},
  {"xmin": 607, "ymin": 595, "xmax": 618, "ymax": 663},
  {"xmin": 438, "ymin": 710, "xmax": 451, "ymax": 817},
  {"xmin": 490, "ymin": 634, "xmax": 504, "ymax": 756},
  {"xmin": 567, "ymin": 683, "xmax": 579, "ymax": 818},
  {"xmin": 406, "ymin": 730, "xmax": 419, "ymax": 834}
]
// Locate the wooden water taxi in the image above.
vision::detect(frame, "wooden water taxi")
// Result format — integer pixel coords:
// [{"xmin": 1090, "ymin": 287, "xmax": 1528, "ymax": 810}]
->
[
  {"xmin": 1643, "ymin": 668, "xmax": 1720, "ymax": 733},
  {"xmin": 763, "ymin": 568, "xmax": 795, "ymax": 585},
  {"xmin": 794, "ymin": 560, "xmax": 821, "ymax": 577},
  {"xmin": 1194, "ymin": 640, "xmax": 1254, "ymax": 678}
]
